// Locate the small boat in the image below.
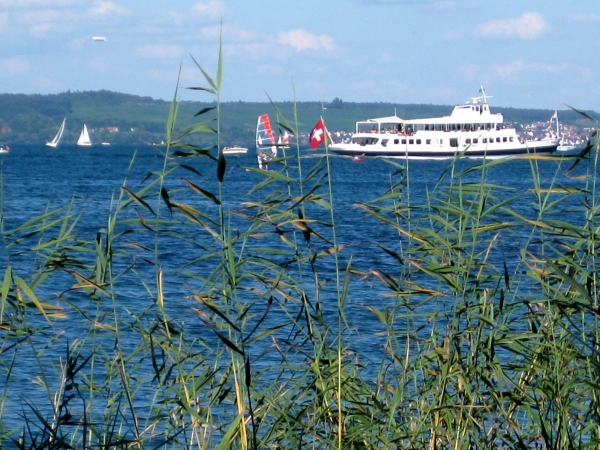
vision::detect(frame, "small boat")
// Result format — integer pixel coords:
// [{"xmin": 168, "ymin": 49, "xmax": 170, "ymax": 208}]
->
[
  {"xmin": 557, "ymin": 141, "xmax": 577, "ymax": 152},
  {"xmin": 256, "ymin": 114, "xmax": 277, "ymax": 170},
  {"xmin": 551, "ymin": 110, "xmax": 578, "ymax": 151},
  {"xmin": 330, "ymin": 87, "xmax": 559, "ymax": 159},
  {"xmin": 101, "ymin": 142, "xmax": 111, "ymax": 146},
  {"xmin": 222, "ymin": 145, "xmax": 248, "ymax": 155},
  {"xmin": 77, "ymin": 124, "xmax": 92, "ymax": 146},
  {"xmin": 46, "ymin": 118, "xmax": 66, "ymax": 148},
  {"xmin": 352, "ymin": 155, "xmax": 364, "ymax": 162},
  {"xmin": 0, "ymin": 143, "xmax": 10, "ymax": 154}
]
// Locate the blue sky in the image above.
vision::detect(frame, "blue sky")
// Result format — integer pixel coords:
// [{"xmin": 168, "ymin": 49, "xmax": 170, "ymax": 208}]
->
[{"xmin": 1, "ymin": 0, "xmax": 599, "ymax": 110}]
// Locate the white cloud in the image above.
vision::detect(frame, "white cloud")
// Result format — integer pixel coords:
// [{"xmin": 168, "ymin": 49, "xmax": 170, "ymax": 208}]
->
[
  {"xmin": 491, "ymin": 60, "xmax": 592, "ymax": 85},
  {"xmin": 461, "ymin": 60, "xmax": 591, "ymax": 87},
  {"xmin": 476, "ymin": 12, "xmax": 549, "ymax": 39},
  {"xmin": 191, "ymin": 1, "xmax": 226, "ymax": 22},
  {"xmin": 0, "ymin": 0, "xmax": 123, "ymax": 37},
  {"xmin": 3, "ymin": 7, "xmax": 77, "ymax": 37},
  {"xmin": 89, "ymin": 1, "xmax": 130, "ymax": 16},
  {"xmin": 277, "ymin": 29, "xmax": 335, "ymax": 52},
  {"xmin": 0, "ymin": 57, "xmax": 31, "ymax": 77},
  {"xmin": 17, "ymin": 9, "xmax": 62, "ymax": 23}
]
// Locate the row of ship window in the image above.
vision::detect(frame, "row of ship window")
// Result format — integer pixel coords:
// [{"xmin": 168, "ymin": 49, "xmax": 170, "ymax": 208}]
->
[
  {"xmin": 353, "ymin": 136, "xmax": 516, "ymax": 146},
  {"xmin": 360, "ymin": 123, "xmax": 509, "ymax": 133},
  {"xmin": 411, "ymin": 123, "xmax": 507, "ymax": 132}
]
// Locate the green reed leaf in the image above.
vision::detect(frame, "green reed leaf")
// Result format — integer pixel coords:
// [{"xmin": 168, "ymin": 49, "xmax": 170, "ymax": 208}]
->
[
  {"xmin": 315, "ymin": 245, "xmax": 345, "ymax": 259},
  {"xmin": 1, "ymin": 266, "xmax": 11, "ymax": 319},
  {"xmin": 297, "ymin": 210, "xmax": 310, "ymax": 242},
  {"xmin": 217, "ymin": 150, "xmax": 226, "ymax": 182},
  {"xmin": 565, "ymin": 104, "xmax": 597, "ymax": 122},
  {"xmin": 369, "ymin": 269, "xmax": 400, "ymax": 292},
  {"xmin": 190, "ymin": 54, "xmax": 217, "ymax": 92},
  {"xmin": 245, "ymin": 357, "xmax": 251, "ymax": 388},
  {"xmin": 246, "ymin": 166, "xmax": 293, "ymax": 183},
  {"xmin": 6, "ymin": 216, "xmax": 69, "ymax": 248},
  {"xmin": 544, "ymin": 258, "xmax": 593, "ymax": 304},
  {"xmin": 135, "ymin": 209, "xmax": 156, "ymax": 233},
  {"xmin": 3, "ymin": 207, "xmax": 68, "ymax": 236},
  {"xmin": 216, "ymin": 26, "xmax": 223, "ymax": 91},
  {"xmin": 177, "ymin": 163, "xmax": 203, "ymax": 177},
  {"xmin": 14, "ymin": 276, "xmax": 49, "ymax": 321},
  {"xmin": 194, "ymin": 106, "xmax": 216, "ymax": 117},
  {"xmin": 243, "ymin": 296, "xmax": 273, "ymax": 343},
  {"xmin": 187, "ymin": 86, "xmax": 216, "ymax": 95},
  {"xmin": 565, "ymin": 140, "xmax": 594, "ymax": 175},
  {"xmin": 375, "ymin": 243, "xmax": 404, "ymax": 265},
  {"xmin": 181, "ymin": 178, "xmax": 221, "ymax": 205},
  {"xmin": 166, "ymin": 64, "xmax": 181, "ymax": 145},
  {"xmin": 121, "ymin": 187, "xmax": 156, "ymax": 216},
  {"xmin": 193, "ymin": 299, "xmax": 241, "ymax": 332},
  {"xmin": 160, "ymin": 187, "xmax": 172, "ymax": 216},
  {"xmin": 215, "ymin": 414, "xmax": 243, "ymax": 450},
  {"xmin": 52, "ymin": 263, "xmax": 111, "ymax": 297},
  {"xmin": 201, "ymin": 319, "xmax": 243, "ymax": 355},
  {"xmin": 366, "ymin": 305, "xmax": 387, "ymax": 324},
  {"xmin": 244, "ymin": 322, "xmax": 289, "ymax": 345}
]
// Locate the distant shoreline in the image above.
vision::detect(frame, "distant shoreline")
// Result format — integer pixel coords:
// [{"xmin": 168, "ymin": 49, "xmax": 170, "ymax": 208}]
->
[{"xmin": 0, "ymin": 90, "xmax": 595, "ymax": 145}]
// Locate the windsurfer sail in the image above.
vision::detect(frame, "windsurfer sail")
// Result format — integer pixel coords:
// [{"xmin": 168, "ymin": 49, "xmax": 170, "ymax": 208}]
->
[{"xmin": 256, "ymin": 114, "xmax": 276, "ymax": 170}]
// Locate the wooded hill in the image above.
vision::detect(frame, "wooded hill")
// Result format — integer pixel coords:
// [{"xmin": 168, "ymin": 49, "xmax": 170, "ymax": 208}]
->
[{"xmin": 0, "ymin": 90, "xmax": 595, "ymax": 145}]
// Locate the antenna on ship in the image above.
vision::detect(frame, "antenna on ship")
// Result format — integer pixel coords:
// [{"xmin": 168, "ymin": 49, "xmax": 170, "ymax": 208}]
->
[{"xmin": 479, "ymin": 86, "xmax": 487, "ymax": 104}]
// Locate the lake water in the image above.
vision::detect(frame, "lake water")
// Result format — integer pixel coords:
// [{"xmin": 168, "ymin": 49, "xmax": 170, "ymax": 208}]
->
[{"xmin": 0, "ymin": 144, "xmax": 589, "ymax": 436}]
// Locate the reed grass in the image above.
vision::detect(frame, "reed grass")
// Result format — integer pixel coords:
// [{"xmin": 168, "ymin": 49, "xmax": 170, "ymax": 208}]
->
[{"xmin": 1, "ymin": 46, "xmax": 600, "ymax": 449}]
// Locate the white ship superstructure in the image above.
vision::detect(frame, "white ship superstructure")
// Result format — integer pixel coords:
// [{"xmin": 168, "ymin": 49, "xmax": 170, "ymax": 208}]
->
[{"xmin": 330, "ymin": 87, "xmax": 559, "ymax": 159}]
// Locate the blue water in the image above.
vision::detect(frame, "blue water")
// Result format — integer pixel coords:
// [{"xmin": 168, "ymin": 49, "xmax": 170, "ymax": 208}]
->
[{"xmin": 0, "ymin": 144, "xmax": 590, "ymax": 438}]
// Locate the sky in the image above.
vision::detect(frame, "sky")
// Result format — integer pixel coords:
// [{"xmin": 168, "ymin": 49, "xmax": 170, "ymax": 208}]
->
[{"xmin": 1, "ymin": 0, "xmax": 599, "ymax": 111}]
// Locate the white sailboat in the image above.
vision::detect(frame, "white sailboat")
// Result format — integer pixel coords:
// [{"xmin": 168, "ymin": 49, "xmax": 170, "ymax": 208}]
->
[
  {"xmin": 46, "ymin": 118, "xmax": 66, "ymax": 148},
  {"xmin": 552, "ymin": 110, "xmax": 577, "ymax": 151},
  {"xmin": 77, "ymin": 124, "xmax": 92, "ymax": 146}
]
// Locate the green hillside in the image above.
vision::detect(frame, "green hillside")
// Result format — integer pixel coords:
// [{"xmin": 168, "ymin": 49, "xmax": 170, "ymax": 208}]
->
[{"xmin": 0, "ymin": 90, "xmax": 595, "ymax": 145}]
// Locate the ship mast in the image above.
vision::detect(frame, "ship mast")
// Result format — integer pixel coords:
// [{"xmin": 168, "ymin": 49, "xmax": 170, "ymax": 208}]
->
[{"xmin": 479, "ymin": 86, "xmax": 487, "ymax": 104}]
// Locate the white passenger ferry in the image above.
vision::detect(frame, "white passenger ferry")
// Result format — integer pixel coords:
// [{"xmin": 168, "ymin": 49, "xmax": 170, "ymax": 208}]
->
[{"xmin": 329, "ymin": 87, "xmax": 559, "ymax": 159}]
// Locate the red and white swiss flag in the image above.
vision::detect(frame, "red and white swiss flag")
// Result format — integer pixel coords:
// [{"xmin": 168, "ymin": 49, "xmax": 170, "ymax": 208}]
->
[{"xmin": 309, "ymin": 118, "xmax": 327, "ymax": 149}]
